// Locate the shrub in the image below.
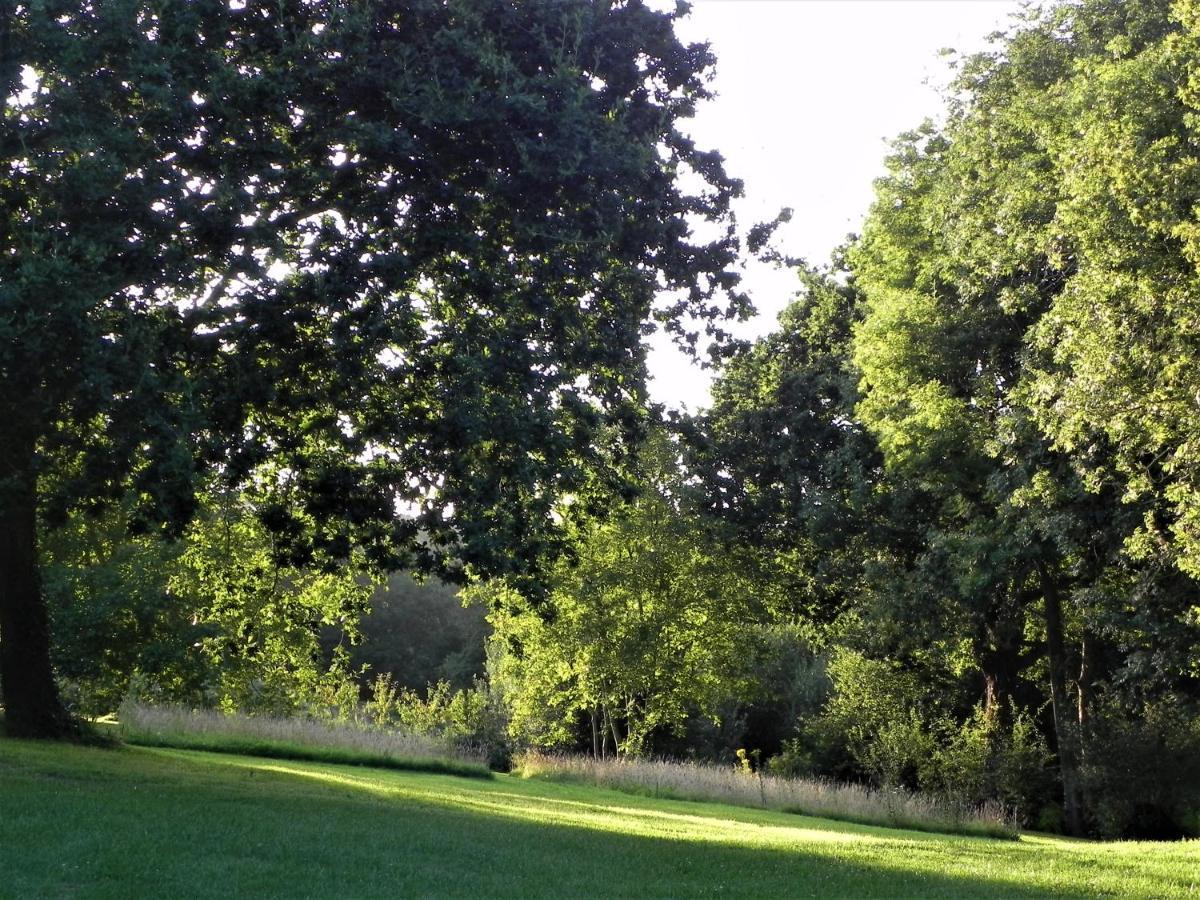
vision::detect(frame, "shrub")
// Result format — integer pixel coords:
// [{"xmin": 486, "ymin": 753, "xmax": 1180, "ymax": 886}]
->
[
  {"xmin": 1080, "ymin": 697, "xmax": 1200, "ymax": 839},
  {"xmin": 367, "ymin": 675, "xmax": 511, "ymax": 770},
  {"xmin": 810, "ymin": 649, "xmax": 938, "ymax": 788},
  {"xmin": 930, "ymin": 708, "xmax": 1054, "ymax": 826}
]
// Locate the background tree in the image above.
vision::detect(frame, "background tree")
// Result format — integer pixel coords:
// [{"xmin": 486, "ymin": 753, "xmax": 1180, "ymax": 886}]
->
[
  {"xmin": 42, "ymin": 488, "xmax": 369, "ymax": 718},
  {"xmin": 682, "ymin": 264, "xmax": 881, "ymax": 626},
  {"xmin": 478, "ymin": 433, "xmax": 757, "ymax": 758},
  {"xmin": 337, "ymin": 572, "xmax": 489, "ymax": 695},
  {"xmin": 0, "ymin": 0, "xmax": 749, "ymax": 737}
]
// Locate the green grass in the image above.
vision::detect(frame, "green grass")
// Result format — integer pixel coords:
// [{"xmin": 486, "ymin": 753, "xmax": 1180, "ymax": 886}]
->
[{"xmin": 2, "ymin": 739, "xmax": 1197, "ymax": 898}]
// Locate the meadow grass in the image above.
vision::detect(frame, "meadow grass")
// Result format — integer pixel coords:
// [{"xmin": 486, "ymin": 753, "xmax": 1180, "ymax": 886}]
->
[
  {"xmin": 118, "ymin": 701, "xmax": 490, "ymax": 778},
  {"xmin": 2, "ymin": 738, "xmax": 1197, "ymax": 898},
  {"xmin": 517, "ymin": 751, "xmax": 1015, "ymax": 839}
]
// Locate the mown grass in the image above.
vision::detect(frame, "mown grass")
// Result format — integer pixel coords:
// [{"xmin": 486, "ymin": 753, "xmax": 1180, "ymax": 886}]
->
[
  {"xmin": 2, "ymin": 739, "xmax": 1197, "ymax": 898},
  {"xmin": 119, "ymin": 702, "xmax": 491, "ymax": 779},
  {"xmin": 518, "ymin": 751, "xmax": 1014, "ymax": 839}
]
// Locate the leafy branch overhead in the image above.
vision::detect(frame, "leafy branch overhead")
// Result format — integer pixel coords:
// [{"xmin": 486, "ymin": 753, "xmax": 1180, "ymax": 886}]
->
[{"xmin": 0, "ymin": 0, "xmax": 748, "ymax": 738}]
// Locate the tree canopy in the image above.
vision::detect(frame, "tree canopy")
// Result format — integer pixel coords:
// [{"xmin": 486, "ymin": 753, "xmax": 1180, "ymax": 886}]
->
[
  {"xmin": 0, "ymin": 0, "xmax": 748, "ymax": 737},
  {"xmin": 689, "ymin": 0, "xmax": 1200, "ymax": 837}
]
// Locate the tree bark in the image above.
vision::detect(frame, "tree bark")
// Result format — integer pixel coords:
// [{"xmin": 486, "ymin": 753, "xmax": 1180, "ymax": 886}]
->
[
  {"xmin": 591, "ymin": 705, "xmax": 601, "ymax": 760},
  {"xmin": 1077, "ymin": 630, "xmax": 1094, "ymax": 728},
  {"xmin": 606, "ymin": 702, "xmax": 623, "ymax": 758},
  {"xmin": 976, "ymin": 600, "xmax": 1023, "ymax": 728},
  {"xmin": 1038, "ymin": 561, "xmax": 1085, "ymax": 836},
  {"xmin": 0, "ymin": 430, "xmax": 73, "ymax": 738}
]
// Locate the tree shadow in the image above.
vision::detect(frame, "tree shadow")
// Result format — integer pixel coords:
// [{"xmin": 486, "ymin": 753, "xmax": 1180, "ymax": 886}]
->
[{"xmin": 3, "ymin": 743, "xmax": 1192, "ymax": 899}]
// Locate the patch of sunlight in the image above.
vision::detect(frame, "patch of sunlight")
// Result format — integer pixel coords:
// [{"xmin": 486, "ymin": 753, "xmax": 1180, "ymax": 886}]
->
[
  {"xmin": 242, "ymin": 760, "xmax": 884, "ymax": 849},
  {"xmin": 205, "ymin": 753, "xmax": 1199, "ymax": 899},
  {"xmin": 466, "ymin": 787, "xmax": 890, "ymax": 845}
]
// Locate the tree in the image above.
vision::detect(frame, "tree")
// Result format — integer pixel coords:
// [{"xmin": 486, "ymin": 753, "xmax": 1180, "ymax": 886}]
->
[
  {"xmin": 478, "ymin": 433, "xmax": 756, "ymax": 757},
  {"xmin": 681, "ymin": 0, "xmax": 1200, "ymax": 836},
  {"xmin": 845, "ymin": 0, "xmax": 1200, "ymax": 834},
  {"xmin": 682, "ymin": 264, "xmax": 882, "ymax": 624},
  {"xmin": 341, "ymin": 571, "xmax": 489, "ymax": 693},
  {"xmin": 0, "ymin": 0, "xmax": 749, "ymax": 737}
]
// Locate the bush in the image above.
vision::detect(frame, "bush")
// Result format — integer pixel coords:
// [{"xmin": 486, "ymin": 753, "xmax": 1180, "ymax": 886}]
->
[
  {"xmin": 930, "ymin": 708, "xmax": 1054, "ymax": 826},
  {"xmin": 650, "ymin": 624, "xmax": 830, "ymax": 765},
  {"xmin": 788, "ymin": 649, "xmax": 1055, "ymax": 822},
  {"xmin": 1080, "ymin": 697, "xmax": 1200, "ymax": 839},
  {"xmin": 367, "ymin": 674, "xmax": 511, "ymax": 770},
  {"xmin": 807, "ymin": 649, "xmax": 936, "ymax": 788},
  {"xmin": 767, "ymin": 737, "xmax": 816, "ymax": 779}
]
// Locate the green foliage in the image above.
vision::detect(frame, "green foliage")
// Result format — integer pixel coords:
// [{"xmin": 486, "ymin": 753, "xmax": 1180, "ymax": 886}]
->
[
  {"xmin": 684, "ymin": 265, "xmax": 878, "ymax": 624},
  {"xmin": 791, "ymin": 649, "xmax": 1056, "ymax": 824},
  {"xmin": 41, "ymin": 506, "xmax": 203, "ymax": 717},
  {"xmin": 168, "ymin": 495, "xmax": 371, "ymax": 716},
  {"xmin": 41, "ymin": 491, "xmax": 370, "ymax": 718},
  {"xmin": 815, "ymin": 649, "xmax": 935, "ymax": 784},
  {"xmin": 812, "ymin": 0, "xmax": 1200, "ymax": 836},
  {"xmin": 1080, "ymin": 698, "xmax": 1200, "ymax": 839},
  {"xmin": 2, "ymin": 0, "xmax": 752, "ymax": 735},
  {"xmin": 367, "ymin": 674, "xmax": 510, "ymax": 770},
  {"xmin": 737, "ymin": 624, "xmax": 831, "ymax": 754},
  {"xmin": 478, "ymin": 435, "xmax": 758, "ymax": 757},
  {"xmin": 346, "ymin": 573, "xmax": 489, "ymax": 693},
  {"xmin": 929, "ymin": 710, "xmax": 1054, "ymax": 828}
]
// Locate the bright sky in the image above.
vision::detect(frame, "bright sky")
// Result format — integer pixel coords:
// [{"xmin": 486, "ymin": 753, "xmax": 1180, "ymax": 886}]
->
[{"xmin": 646, "ymin": 0, "xmax": 1024, "ymax": 412}]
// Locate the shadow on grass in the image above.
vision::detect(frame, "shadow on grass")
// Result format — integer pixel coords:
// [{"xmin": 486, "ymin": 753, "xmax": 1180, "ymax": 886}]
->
[
  {"xmin": 10, "ymin": 741, "xmax": 1177, "ymax": 898},
  {"xmin": 0, "ymin": 710, "xmax": 117, "ymax": 747}
]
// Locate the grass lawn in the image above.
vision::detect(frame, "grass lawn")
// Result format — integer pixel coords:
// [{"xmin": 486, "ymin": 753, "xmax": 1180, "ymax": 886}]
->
[{"xmin": 1, "ymin": 739, "xmax": 1196, "ymax": 898}]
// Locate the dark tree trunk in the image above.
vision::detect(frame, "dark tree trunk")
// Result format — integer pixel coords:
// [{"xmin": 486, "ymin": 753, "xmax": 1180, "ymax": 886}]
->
[
  {"xmin": 591, "ymin": 705, "xmax": 601, "ymax": 760},
  {"xmin": 0, "ymin": 431, "xmax": 73, "ymax": 738},
  {"xmin": 1077, "ymin": 630, "xmax": 1094, "ymax": 728},
  {"xmin": 977, "ymin": 601, "xmax": 1024, "ymax": 728},
  {"xmin": 1038, "ymin": 561, "xmax": 1085, "ymax": 836}
]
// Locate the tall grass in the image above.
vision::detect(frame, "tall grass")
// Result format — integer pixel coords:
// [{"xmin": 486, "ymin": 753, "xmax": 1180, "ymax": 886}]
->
[
  {"xmin": 516, "ymin": 752, "xmax": 1016, "ymax": 839},
  {"xmin": 119, "ymin": 701, "xmax": 491, "ymax": 779}
]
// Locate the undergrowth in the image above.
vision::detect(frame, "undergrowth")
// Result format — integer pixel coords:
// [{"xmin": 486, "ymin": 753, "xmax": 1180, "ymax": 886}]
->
[
  {"xmin": 517, "ymin": 752, "xmax": 1017, "ymax": 839},
  {"xmin": 119, "ymin": 701, "xmax": 491, "ymax": 779}
]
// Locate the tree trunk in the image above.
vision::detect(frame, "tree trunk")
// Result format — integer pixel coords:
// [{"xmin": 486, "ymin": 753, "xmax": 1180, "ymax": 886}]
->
[
  {"xmin": 1038, "ymin": 562, "xmax": 1085, "ymax": 836},
  {"xmin": 976, "ymin": 603, "xmax": 1023, "ymax": 728},
  {"xmin": 591, "ymin": 705, "xmax": 601, "ymax": 760},
  {"xmin": 1078, "ymin": 630, "xmax": 1094, "ymax": 728},
  {"xmin": 607, "ymin": 704, "xmax": 623, "ymax": 758},
  {"xmin": 0, "ymin": 431, "xmax": 73, "ymax": 738}
]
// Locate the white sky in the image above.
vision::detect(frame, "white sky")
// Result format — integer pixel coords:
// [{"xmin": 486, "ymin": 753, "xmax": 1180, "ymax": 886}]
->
[{"xmin": 646, "ymin": 0, "xmax": 1024, "ymax": 412}]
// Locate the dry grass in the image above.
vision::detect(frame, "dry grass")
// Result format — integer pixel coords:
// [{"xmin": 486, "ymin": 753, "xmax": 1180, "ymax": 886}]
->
[
  {"xmin": 516, "ymin": 752, "xmax": 1016, "ymax": 838},
  {"xmin": 119, "ymin": 701, "xmax": 490, "ymax": 777}
]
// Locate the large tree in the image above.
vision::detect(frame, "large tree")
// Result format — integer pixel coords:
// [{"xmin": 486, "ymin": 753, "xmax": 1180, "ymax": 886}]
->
[
  {"xmin": 846, "ymin": 0, "xmax": 1200, "ymax": 834},
  {"xmin": 0, "ymin": 0, "xmax": 748, "ymax": 737},
  {"xmin": 683, "ymin": 264, "xmax": 883, "ymax": 625},
  {"xmin": 694, "ymin": 0, "xmax": 1200, "ymax": 836}
]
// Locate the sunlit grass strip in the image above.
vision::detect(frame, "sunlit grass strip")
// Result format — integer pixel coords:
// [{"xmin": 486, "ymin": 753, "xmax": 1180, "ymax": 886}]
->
[
  {"xmin": 516, "ymin": 752, "xmax": 1016, "ymax": 839},
  {"xmin": 119, "ymin": 702, "xmax": 492, "ymax": 779}
]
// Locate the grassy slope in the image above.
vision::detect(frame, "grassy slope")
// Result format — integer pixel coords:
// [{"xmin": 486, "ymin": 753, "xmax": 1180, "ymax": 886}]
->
[{"xmin": 1, "ymin": 740, "xmax": 1196, "ymax": 899}]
